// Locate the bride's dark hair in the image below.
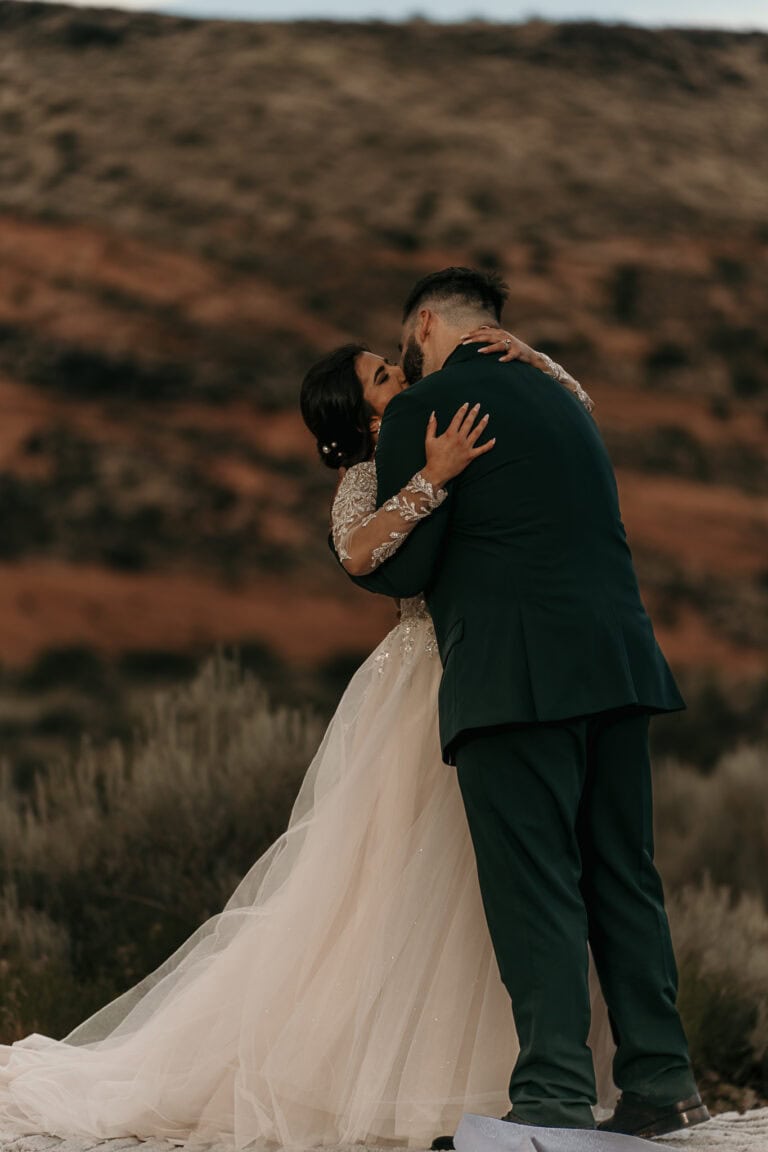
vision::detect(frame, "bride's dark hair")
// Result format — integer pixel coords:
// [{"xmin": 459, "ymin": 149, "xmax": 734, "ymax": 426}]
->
[{"xmin": 300, "ymin": 344, "xmax": 376, "ymax": 470}]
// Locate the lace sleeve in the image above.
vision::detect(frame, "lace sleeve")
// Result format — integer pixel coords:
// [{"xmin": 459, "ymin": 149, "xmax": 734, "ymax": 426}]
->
[
  {"xmin": 537, "ymin": 353, "xmax": 595, "ymax": 413},
  {"xmin": 331, "ymin": 461, "xmax": 447, "ymax": 576}
]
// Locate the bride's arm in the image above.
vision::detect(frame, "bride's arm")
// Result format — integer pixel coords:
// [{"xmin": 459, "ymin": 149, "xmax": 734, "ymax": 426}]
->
[
  {"xmin": 331, "ymin": 403, "xmax": 494, "ymax": 578},
  {"xmin": 331, "ymin": 465, "xmax": 446, "ymax": 578},
  {"xmin": 461, "ymin": 326, "xmax": 595, "ymax": 413}
]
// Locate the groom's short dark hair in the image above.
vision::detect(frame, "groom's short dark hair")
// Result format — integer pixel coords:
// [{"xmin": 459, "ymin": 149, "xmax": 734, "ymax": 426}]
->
[{"xmin": 402, "ymin": 267, "xmax": 508, "ymax": 324}]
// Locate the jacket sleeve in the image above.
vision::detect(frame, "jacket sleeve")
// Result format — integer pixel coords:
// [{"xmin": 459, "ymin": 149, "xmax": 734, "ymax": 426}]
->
[{"xmin": 338, "ymin": 389, "xmax": 454, "ymax": 598}]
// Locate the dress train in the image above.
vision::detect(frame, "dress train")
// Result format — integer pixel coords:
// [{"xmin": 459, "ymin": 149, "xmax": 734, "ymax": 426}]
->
[{"xmin": 0, "ymin": 605, "xmax": 617, "ymax": 1149}]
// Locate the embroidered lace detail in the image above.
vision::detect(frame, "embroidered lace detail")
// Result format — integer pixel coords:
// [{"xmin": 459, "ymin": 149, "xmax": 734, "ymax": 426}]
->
[
  {"xmin": 331, "ymin": 462, "xmax": 446, "ymax": 574},
  {"xmin": 331, "ymin": 461, "xmax": 378, "ymax": 563},
  {"xmin": 538, "ymin": 353, "xmax": 595, "ymax": 413},
  {"xmin": 371, "ymin": 473, "xmax": 447, "ymax": 568},
  {"xmin": 374, "ymin": 595, "xmax": 438, "ymax": 676},
  {"xmin": 330, "ymin": 464, "xmax": 439, "ymax": 669}
]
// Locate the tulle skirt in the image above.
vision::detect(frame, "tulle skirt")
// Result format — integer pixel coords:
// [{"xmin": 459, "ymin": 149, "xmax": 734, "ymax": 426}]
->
[{"xmin": 0, "ymin": 613, "xmax": 617, "ymax": 1149}]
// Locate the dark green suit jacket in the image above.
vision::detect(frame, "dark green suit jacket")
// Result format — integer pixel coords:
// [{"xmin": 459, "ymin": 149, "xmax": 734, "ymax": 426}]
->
[{"xmin": 337, "ymin": 343, "xmax": 684, "ymax": 762}]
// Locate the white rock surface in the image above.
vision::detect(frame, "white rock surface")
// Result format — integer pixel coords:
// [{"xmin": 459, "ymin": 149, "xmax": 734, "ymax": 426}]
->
[
  {"xmin": 1, "ymin": 1113, "xmax": 768, "ymax": 1152},
  {"xmin": 663, "ymin": 1109, "xmax": 768, "ymax": 1149}
]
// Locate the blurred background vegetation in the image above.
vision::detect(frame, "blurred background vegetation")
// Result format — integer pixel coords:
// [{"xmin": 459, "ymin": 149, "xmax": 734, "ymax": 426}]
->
[
  {"xmin": 1, "ymin": 651, "xmax": 767, "ymax": 1112},
  {"xmin": 0, "ymin": 0, "xmax": 766, "ymax": 1114}
]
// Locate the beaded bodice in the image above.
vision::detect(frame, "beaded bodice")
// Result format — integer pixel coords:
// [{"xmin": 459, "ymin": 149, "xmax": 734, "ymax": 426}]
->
[
  {"xmin": 374, "ymin": 594, "xmax": 438, "ymax": 675},
  {"xmin": 400, "ymin": 595, "xmax": 431, "ymax": 624}
]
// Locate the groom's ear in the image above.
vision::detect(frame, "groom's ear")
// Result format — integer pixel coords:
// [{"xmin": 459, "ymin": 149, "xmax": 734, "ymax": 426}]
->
[{"xmin": 417, "ymin": 307, "xmax": 433, "ymax": 343}]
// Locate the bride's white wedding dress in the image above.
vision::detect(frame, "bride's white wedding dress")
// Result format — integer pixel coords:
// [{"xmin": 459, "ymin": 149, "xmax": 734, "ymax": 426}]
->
[{"xmin": 0, "ymin": 380, "xmax": 618, "ymax": 1151}]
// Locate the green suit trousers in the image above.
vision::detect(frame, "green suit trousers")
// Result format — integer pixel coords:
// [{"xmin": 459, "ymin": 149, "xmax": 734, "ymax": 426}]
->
[{"xmin": 455, "ymin": 708, "xmax": 697, "ymax": 1129}]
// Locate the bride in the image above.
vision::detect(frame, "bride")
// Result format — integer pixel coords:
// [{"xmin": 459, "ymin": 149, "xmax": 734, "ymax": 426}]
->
[{"xmin": 0, "ymin": 329, "xmax": 614, "ymax": 1151}]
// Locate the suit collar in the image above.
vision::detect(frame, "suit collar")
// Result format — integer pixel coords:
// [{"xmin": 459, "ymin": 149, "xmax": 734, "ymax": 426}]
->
[{"xmin": 404, "ymin": 341, "xmax": 493, "ymax": 394}]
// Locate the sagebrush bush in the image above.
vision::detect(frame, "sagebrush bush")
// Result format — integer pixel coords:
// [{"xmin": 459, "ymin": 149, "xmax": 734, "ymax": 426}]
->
[
  {"xmin": 0, "ymin": 649, "xmax": 322, "ymax": 1040},
  {"xmin": 2, "ymin": 657, "xmax": 767, "ymax": 1101},
  {"xmin": 654, "ymin": 744, "xmax": 768, "ymax": 907},
  {"xmin": 652, "ymin": 745, "xmax": 768, "ymax": 1097},
  {"xmin": 0, "ymin": 882, "xmax": 114, "ymax": 1041},
  {"xmin": 668, "ymin": 879, "xmax": 768, "ymax": 1090}
]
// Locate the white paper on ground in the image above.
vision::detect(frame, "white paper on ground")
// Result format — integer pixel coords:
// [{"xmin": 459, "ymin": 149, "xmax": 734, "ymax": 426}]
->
[{"xmin": 455, "ymin": 1113, "xmax": 679, "ymax": 1152}]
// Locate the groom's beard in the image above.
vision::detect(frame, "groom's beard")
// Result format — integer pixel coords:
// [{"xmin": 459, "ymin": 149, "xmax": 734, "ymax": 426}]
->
[{"xmin": 402, "ymin": 335, "xmax": 425, "ymax": 386}]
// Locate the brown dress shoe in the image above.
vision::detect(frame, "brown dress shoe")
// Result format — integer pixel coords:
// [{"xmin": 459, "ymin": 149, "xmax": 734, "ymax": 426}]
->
[{"xmin": 598, "ymin": 1091, "xmax": 711, "ymax": 1139}]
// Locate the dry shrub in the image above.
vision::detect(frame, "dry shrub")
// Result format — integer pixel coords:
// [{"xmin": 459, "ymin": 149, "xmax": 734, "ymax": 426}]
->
[
  {"xmin": 655, "ymin": 745, "xmax": 768, "ymax": 1095},
  {"xmin": 655, "ymin": 744, "xmax": 768, "ymax": 905},
  {"xmin": 0, "ymin": 883, "xmax": 104, "ymax": 1041},
  {"xmin": 0, "ymin": 649, "xmax": 323, "ymax": 1040},
  {"xmin": 668, "ymin": 879, "xmax": 768, "ymax": 1090},
  {"xmin": 2, "ymin": 656, "xmax": 767, "ymax": 1097}
]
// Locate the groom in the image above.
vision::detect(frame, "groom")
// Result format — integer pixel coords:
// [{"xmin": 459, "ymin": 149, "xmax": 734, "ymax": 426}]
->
[{"xmin": 334, "ymin": 267, "xmax": 709, "ymax": 1141}]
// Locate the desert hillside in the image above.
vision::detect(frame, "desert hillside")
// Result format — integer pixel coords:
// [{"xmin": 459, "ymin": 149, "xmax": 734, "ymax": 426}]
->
[{"xmin": 0, "ymin": 2, "xmax": 766, "ymax": 771}]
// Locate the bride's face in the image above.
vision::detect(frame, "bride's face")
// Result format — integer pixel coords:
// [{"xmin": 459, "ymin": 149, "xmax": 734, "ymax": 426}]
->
[{"xmin": 355, "ymin": 352, "xmax": 407, "ymax": 418}]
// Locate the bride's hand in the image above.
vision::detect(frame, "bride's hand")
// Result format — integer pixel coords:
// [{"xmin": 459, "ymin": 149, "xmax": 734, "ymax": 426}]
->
[
  {"xmin": 421, "ymin": 402, "xmax": 495, "ymax": 490},
  {"xmin": 460, "ymin": 325, "xmax": 536, "ymax": 364}
]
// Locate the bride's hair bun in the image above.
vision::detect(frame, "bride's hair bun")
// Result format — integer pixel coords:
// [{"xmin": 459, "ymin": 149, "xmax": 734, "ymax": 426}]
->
[{"xmin": 300, "ymin": 344, "xmax": 375, "ymax": 471}]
